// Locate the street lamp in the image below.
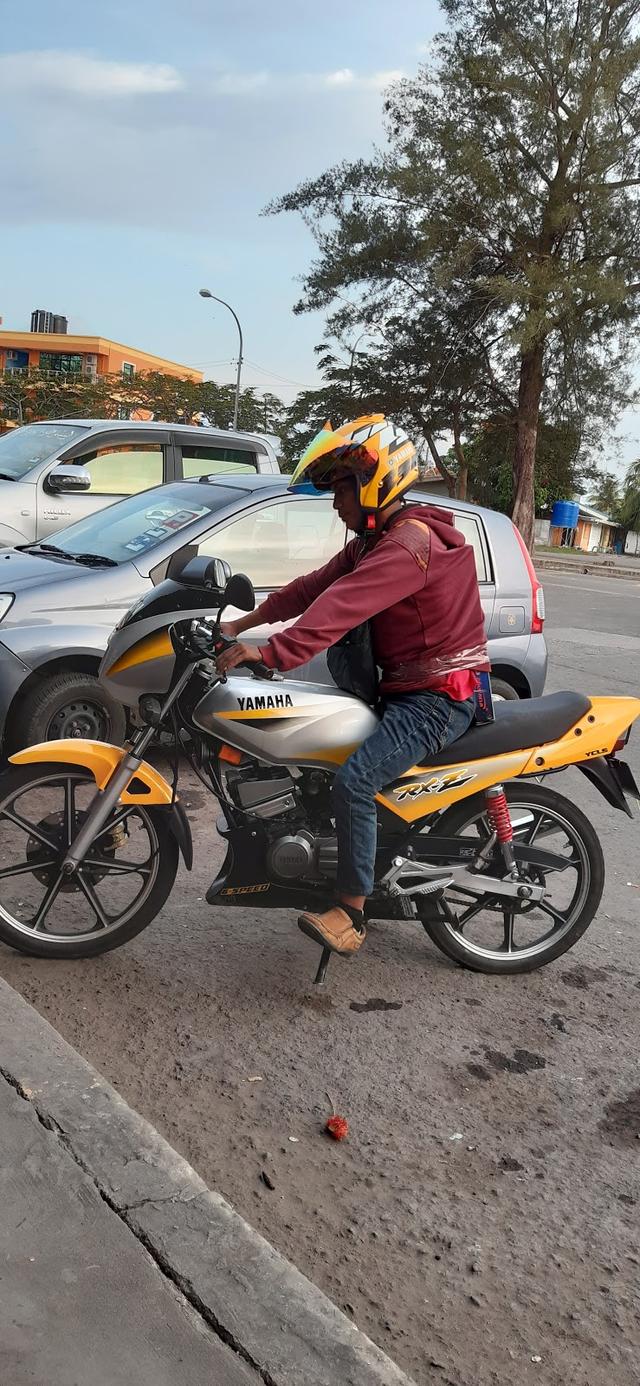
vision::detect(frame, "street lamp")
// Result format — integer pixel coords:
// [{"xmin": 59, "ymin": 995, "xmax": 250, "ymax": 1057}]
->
[{"xmin": 198, "ymin": 289, "xmax": 244, "ymax": 431}]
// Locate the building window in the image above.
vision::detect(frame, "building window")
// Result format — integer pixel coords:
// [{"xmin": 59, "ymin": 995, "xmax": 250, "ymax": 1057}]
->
[
  {"xmin": 122, "ymin": 362, "xmax": 136, "ymax": 378},
  {"xmin": 39, "ymin": 352, "xmax": 83, "ymax": 375}
]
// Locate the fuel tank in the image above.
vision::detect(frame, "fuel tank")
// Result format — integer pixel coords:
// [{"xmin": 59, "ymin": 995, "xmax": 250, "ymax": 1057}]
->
[{"xmin": 193, "ymin": 674, "xmax": 379, "ymax": 768}]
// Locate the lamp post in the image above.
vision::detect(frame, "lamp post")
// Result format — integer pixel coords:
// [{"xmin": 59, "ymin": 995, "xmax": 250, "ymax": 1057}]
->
[{"xmin": 198, "ymin": 289, "xmax": 244, "ymax": 431}]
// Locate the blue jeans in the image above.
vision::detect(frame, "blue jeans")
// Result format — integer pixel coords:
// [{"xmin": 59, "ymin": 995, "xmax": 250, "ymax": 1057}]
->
[{"xmin": 332, "ymin": 691, "xmax": 475, "ymax": 898}]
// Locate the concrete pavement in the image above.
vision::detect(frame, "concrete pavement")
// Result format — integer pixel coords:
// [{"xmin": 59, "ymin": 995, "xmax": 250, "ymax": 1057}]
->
[{"xmin": 0, "ymin": 977, "xmax": 416, "ymax": 1386}]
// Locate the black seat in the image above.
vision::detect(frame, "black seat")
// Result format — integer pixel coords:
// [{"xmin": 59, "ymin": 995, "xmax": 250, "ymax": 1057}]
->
[{"xmin": 424, "ymin": 692, "xmax": 591, "ymax": 766}]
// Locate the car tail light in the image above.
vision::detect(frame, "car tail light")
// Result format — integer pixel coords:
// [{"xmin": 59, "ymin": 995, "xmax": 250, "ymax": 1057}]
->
[{"xmin": 513, "ymin": 525, "xmax": 545, "ymax": 634}]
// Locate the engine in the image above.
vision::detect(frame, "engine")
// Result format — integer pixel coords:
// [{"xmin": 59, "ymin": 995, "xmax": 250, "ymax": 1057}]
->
[{"xmin": 223, "ymin": 762, "xmax": 337, "ymax": 882}]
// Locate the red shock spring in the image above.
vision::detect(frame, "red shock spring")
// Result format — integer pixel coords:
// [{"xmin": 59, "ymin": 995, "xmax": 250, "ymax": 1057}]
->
[{"xmin": 484, "ymin": 788, "xmax": 513, "ymax": 844}]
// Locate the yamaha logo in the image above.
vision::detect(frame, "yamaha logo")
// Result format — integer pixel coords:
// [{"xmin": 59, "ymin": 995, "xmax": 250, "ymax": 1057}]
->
[{"xmin": 237, "ymin": 694, "xmax": 294, "ymax": 711}]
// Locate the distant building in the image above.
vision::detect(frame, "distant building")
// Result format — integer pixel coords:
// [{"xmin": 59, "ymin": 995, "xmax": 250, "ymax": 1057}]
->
[
  {"xmin": 0, "ymin": 324, "xmax": 202, "ymax": 384},
  {"xmin": 30, "ymin": 308, "xmax": 68, "ymax": 335}
]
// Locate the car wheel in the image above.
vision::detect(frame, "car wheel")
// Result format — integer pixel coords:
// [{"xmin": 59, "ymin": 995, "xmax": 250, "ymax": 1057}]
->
[
  {"xmin": 13, "ymin": 673, "xmax": 127, "ymax": 751},
  {"xmin": 490, "ymin": 677, "xmax": 520, "ymax": 702}
]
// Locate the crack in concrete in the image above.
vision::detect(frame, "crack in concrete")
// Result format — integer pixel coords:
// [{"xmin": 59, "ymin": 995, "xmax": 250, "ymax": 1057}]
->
[{"xmin": 0, "ymin": 1066, "xmax": 275, "ymax": 1386}]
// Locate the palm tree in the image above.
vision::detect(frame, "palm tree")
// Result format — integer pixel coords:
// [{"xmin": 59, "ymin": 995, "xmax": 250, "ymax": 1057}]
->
[{"xmin": 619, "ymin": 459, "xmax": 640, "ymax": 532}]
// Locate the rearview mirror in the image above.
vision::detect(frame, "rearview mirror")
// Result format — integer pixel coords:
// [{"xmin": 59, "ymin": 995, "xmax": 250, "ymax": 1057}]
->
[
  {"xmin": 224, "ymin": 572, "xmax": 255, "ymax": 612},
  {"xmin": 178, "ymin": 555, "xmax": 232, "ymax": 590},
  {"xmin": 46, "ymin": 464, "xmax": 91, "ymax": 495}
]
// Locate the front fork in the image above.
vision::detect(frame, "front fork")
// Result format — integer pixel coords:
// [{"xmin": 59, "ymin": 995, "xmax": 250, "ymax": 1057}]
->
[{"xmin": 61, "ymin": 664, "xmax": 195, "ymax": 876}]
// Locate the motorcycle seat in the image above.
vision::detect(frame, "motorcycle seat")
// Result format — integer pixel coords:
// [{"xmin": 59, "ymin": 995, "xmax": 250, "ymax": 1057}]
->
[{"xmin": 423, "ymin": 691, "xmax": 592, "ymax": 767}]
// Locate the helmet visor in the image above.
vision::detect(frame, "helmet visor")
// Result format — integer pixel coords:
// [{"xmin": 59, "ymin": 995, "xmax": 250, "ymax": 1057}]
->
[{"xmin": 289, "ymin": 431, "xmax": 377, "ymax": 494}]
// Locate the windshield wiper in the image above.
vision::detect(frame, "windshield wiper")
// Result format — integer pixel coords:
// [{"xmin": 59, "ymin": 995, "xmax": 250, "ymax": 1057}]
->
[
  {"xmin": 69, "ymin": 552, "xmax": 118, "ymax": 568},
  {"xmin": 0, "ymin": 472, "xmax": 17, "ymax": 481},
  {"xmin": 32, "ymin": 542, "xmax": 70, "ymax": 557},
  {"xmin": 20, "ymin": 542, "xmax": 117, "ymax": 567}
]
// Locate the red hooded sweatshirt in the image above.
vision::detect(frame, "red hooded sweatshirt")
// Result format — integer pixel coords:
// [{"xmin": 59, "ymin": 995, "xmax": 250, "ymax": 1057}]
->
[{"xmin": 257, "ymin": 504, "xmax": 490, "ymax": 698}]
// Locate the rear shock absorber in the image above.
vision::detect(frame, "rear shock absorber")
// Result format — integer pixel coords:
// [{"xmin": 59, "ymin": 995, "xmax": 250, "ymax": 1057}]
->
[{"xmin": 484, "ymin": 785, "xmax": 518, "ymax": 876}]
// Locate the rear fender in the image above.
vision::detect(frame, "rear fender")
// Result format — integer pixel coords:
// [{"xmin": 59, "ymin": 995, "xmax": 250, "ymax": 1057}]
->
[
  {"xmin": 9, "ymin": 738, "xmax": 174, "ymax": 805},
  {"xmin": 577, "ymin": 757, "xmax": 634, "ymax": 818}
]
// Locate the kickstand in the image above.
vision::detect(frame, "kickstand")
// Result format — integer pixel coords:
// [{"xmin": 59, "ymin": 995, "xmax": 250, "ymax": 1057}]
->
[{"xmin": 313, "ymin": 946, "xmax": 332, "ymax": 987}]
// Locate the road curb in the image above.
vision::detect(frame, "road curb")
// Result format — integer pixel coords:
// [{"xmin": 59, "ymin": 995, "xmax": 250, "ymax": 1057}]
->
[
  {"xmin": 0, "ymin": 977, "xmax": 416, "ymax": 1386},
  {"xmin": 534, "ymin": 556, "xmax": 640, "ymax": 582}
]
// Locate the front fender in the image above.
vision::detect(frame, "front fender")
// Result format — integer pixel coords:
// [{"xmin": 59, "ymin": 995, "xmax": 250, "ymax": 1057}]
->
[{"xmin": 9, "ymin": 738, "xmax": 174, "ymax": 805}]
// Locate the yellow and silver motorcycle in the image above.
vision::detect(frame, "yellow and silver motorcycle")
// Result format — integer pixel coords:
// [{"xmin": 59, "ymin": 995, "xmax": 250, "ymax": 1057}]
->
[{"xmin": 1, "ymin": 556, "xmax": 639, "ymax": 983}]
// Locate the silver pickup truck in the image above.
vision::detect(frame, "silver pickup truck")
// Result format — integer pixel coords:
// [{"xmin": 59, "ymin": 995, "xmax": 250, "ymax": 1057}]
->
[{"xmin": 0, "ymin": 418, "xmax": 281, "ymax": 548}]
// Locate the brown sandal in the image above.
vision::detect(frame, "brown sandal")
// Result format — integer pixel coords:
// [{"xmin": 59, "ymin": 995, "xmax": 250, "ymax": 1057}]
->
[{"xmin": 298, "ymin": 905, "xmax": 366, "ymax": 956}]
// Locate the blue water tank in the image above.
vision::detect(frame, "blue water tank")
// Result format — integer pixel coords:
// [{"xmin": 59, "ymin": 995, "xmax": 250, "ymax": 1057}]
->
[{"xmin": 550, "ymin": 500, "xmax": 580, "ymax": 529}]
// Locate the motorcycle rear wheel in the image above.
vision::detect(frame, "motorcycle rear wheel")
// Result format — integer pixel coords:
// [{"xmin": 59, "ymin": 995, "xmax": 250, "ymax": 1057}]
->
[
  {"xmin": 420, "ymin": 781, "xmax": 605, "ymax": 975},
  {"xmin": 0, "ymin": 764, "xmax": 178, "ymax": 959}
]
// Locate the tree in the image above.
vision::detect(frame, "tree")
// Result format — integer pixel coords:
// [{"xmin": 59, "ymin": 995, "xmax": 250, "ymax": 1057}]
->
[
  {"xmin": 466, "ymin": 412, "xmax": 596, "ymax": 511},
  {"xmin": 269, "ymin": 0, "xmax": 640, "ymax": 546},
  {"xmin": 619, "ymin": 456, "xmax": 640, "ymax": 530},
  {"xmin": 0, "ymin": 369, "xmax": 116, "ymax": 425},
  {"xmin": 588, "ymin": 470, "xmax": 621, "ymax": 515}
]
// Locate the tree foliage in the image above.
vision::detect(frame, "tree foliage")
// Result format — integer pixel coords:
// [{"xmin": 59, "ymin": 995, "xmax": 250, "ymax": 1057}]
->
[
  {"xmin": 619, "ymin": 456, "xmax": 640, "ymax": 528},
  {"xmin": 269, "ymin": 0, "xmax": 640, "ymax": 546}
]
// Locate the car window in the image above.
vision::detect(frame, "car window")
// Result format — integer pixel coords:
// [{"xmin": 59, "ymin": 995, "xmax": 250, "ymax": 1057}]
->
[
  {"xmin": 0, "ymin": 423, "xmax": 86, "ymax": 479},
  {"xmin": 197, "ymin": 497, "xmax": 346, "ymax": 586},
  {"xmin": 67, "ymin": 443, "xmax": 164, "ymax": 495},
  {"xmin": 452, "ymin": 512, "xmax": 490, "ymax": 583},
  {"xmin": 38, "ymin": 482, "xmax": 240, "ymax": 564},
  {"xmin": 180, "ymin": 445, "xmax": 257, "ymax": 478}
]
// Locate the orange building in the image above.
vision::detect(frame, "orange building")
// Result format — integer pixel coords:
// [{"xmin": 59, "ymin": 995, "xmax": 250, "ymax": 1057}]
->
[{"xmin": 0, "ymin": 330, "xmax": 202, "ymax": 383}]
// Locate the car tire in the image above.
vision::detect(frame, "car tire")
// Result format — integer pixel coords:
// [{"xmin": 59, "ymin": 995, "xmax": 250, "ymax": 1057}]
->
[
  {"xmin": 13, "ymin": 673, "xmax": 127, "ymax": 751},
  {"xmin": 490, "ymin": 677, "xmax": 520, "ymax": 701}
]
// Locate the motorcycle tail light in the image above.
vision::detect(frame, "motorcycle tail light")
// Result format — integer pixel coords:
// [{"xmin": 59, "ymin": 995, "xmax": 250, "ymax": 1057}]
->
[{"xmin": 613, "ymin": 728, "xmax": 631, "ymax": 752}]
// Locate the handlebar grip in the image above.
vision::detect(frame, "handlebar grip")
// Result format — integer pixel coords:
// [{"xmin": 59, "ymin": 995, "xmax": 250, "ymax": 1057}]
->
[{"xmin": 214, "ymin": 634, "xmax": 274, "ymax": 680}]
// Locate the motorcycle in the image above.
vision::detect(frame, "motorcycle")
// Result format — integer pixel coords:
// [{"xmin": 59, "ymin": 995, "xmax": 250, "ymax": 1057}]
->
[{"xmin": 1, "ymin": 554, "xmax": 639, "ymax": 984}]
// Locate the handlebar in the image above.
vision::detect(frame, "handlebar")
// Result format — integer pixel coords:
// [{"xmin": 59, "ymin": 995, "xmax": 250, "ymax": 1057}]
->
[{"xmin": 188, "ymin": 625, "xmax": 274, "ymax": 680}]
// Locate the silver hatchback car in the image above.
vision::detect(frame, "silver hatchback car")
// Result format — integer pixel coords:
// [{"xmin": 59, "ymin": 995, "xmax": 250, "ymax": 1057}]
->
[
  {"xmin": 0, "ymin": 418, "xmax": 281, "ymax": 549},
  {"xmin": 0, "ymin": 475, "xmax": 546, "ymax": 751}
]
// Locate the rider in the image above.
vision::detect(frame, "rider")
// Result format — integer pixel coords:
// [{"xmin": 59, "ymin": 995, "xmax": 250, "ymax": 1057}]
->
[{"xmin": 217, "ymin": 415, "xmax": 490, "ymax": 959}]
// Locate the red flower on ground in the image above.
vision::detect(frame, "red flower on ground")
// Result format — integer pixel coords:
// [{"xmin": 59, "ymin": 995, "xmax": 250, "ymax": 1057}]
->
[{"xmin": 325, "ymin": 1114, "xmax": 349, "ymax": 1141}]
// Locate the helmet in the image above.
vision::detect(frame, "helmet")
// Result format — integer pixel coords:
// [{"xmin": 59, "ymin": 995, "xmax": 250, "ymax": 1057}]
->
[{"xmin": 289, "ymin": 414, "xmax": 418, "ymax": 517}]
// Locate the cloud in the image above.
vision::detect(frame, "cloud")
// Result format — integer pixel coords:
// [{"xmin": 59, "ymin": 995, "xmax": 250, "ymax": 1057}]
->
[
  {"xmin": 0, "ymin": 51, "xmax": 183, "ymax": 98},
  {"xmin": 323, "ymin": 68, "xmax": 403, "ymax": 89}
]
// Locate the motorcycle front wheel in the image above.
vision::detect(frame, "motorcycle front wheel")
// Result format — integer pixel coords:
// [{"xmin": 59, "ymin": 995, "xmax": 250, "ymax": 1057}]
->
[
  {"xmin": 420, "ymin": 781, "xmax": 605, "ymax": 975},
  {"xmin": 0, "ymin": 764, "xmax": 179, "ymax": 959}
]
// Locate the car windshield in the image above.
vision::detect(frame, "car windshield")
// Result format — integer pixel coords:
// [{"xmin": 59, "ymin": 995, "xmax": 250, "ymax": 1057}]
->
[
  {"xmin": 0, "ymin": 424, "xmax": 87, "ymax": 479},
  {"xmin": 29, "ymin": 482, "xmax": 241, "ymax": 565}
]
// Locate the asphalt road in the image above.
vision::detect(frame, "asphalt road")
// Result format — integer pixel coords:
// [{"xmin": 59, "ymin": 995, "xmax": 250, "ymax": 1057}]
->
[{"xmin": 1, "ymin": 572, "xmax": 639, "ymax": 1386}]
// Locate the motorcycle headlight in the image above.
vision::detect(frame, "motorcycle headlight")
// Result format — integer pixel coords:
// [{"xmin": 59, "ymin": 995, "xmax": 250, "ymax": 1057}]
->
[{"xmin": 0, "ymin": 594, "xmax": 14, "ymax": 622}]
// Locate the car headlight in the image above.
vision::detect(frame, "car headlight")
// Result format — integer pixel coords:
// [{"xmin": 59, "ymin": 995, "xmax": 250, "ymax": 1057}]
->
[{"xmin": 0, "ymin": 594, "xmax": 15, "ymax": 622}]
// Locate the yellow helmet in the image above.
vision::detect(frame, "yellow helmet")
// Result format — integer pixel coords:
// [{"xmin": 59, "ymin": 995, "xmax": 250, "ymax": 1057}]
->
[{"xmin": 289, "ymin": 414, "xmax": 418, "ymax": 518}]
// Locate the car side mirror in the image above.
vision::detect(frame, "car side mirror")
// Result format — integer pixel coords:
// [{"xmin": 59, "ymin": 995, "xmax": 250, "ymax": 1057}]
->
[
  {"xmin": 46, "ymin": 464, "xmax": 91, "ymax": 494},
  {"xmin": 224, "ymin": 572, "xmax": 255, "ymax": 612},
  {"xmin": 178, "ymin": 556, "xmax": 232, "ymax": 590}
]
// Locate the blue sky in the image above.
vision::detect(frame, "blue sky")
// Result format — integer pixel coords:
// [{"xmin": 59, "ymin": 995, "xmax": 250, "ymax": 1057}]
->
[
  {"xmin": 0, "ymin": 1, "xmax": 439, "ymax": 399},
  {"xmin": 1, "ymin": 1, "xmax": 638, "ymax": 471}
]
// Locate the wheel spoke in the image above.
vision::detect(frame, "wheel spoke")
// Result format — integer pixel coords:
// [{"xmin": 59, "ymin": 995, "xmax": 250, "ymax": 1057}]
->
[
  {"xmin": 0, "ymin": 859, "xmax": 50, "ymax": 881},
  {"xmin": 83, "ymin": 857, "xmax": 153, "ymax": 878},
  {"xmin": 501, "ymin": 910, "xmax": 515, "ymax": 952},
  {"xmin": 2, "ymin": 806, "xmax": 58, "ymax": 852},
  {"xmin": 64, "ymin": 777, "xmax": 76, "ymax": 847},
  {"xmin": 537, "ymin": 900, "xmax": 569, "ymax": 930},
  {"xmin": 75, "ymin": 871, "xmax": 112, "ymax": 928},
  {"xmin": 31, "ymin": 871, "xmax": 64, "ymax": 931},
  {"xmin": 93, "ymin": 808, "xmax": 134, "ymax": 845},
  {"xmin": 454, "ymin": 895, "xmax": 499, "ymax": 931}
]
